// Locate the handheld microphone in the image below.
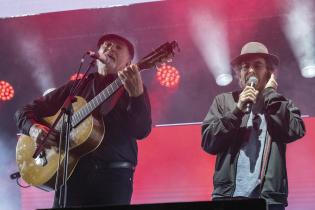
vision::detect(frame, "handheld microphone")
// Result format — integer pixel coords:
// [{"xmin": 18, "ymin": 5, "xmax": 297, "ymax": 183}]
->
[
  {"xmin": 245, "ymin": 76, "xmax": 258, "ymax": 114},
  {"xmin": 86, "ymin": 51, "xmax": 109, "ymax": 64}
]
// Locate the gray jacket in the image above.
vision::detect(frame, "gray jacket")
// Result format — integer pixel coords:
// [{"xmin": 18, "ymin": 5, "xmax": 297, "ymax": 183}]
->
[{"xmin": 201, "ymin": 88, "xmax": 305, "ymax": 206}]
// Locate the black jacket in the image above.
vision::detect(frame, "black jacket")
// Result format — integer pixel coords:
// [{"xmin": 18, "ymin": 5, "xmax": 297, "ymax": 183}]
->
[
  {"xmin": 15, "ymin": 72, "xmax": 152, "ymax": 166},
  {"xmin": 201, "ymin": 88, "xmax": 305, "ymax": 206}
]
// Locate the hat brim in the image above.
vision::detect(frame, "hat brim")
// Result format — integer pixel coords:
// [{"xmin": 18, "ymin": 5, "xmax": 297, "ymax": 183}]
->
[
  {"xmin": 97, "ymin": 34, "xmax": 134, "ymax": 59},
  {"xmin": 231, "ymin": 53, "xmax": 279, "ymax": 67}
]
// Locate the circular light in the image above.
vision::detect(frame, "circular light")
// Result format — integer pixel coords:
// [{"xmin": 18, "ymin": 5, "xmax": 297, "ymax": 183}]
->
[
  {"xmin": 156, "ymin": 64, "xmax": 180, "ymax": 88},
  {"xmin": 0, "ymin": 80, "xmax": 15, "ymax": 101},
  {"xmin": 301, "ymin": 65, "xmax": 315, "ymax": 78},
  {"xmin": 215, "ymin": 73, "xmax": 233, "ymax": 86}
]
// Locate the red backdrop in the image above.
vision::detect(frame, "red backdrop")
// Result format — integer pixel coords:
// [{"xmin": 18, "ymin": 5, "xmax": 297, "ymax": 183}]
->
[{"xmin": 20, "ymin": 117, "xmax": 315, "ymax": 210}]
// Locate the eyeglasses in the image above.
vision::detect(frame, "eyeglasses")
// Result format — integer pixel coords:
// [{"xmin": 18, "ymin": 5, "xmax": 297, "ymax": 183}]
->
[{"xmin": 239, "ymin": 62, "xmax": 266, "ymax": 72}]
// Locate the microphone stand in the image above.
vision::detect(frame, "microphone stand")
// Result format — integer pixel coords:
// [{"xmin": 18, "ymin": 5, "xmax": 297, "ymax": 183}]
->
[
  {"xmin": 32, "ymin": 57, "xmax": 96, "ymax": 208},
  {"xmin": 57, "ymin": 96, "xmax": 74, "ymax": 208},
  {"xmin": 58, "ymin": 59, "xmax": 96, "ymax": 208}
]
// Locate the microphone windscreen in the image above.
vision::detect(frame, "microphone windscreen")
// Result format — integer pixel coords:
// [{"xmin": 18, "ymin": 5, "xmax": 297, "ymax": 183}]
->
[{"xmin": 247, "ymin": 76, "xmax": 258, "ymax": 86}]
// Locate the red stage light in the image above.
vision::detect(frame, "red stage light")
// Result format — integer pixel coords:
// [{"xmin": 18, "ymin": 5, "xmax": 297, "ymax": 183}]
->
[
  {"xmin": 0, "ymin": 81, "xmax": 15, "ymax": 101},
  {"xmin": 156, "ymin": 64, "xmax": 180, "ymax": 88},
  {"xmin": 70, "ymin": 73, "xmax": 85, "ymax": 81}
]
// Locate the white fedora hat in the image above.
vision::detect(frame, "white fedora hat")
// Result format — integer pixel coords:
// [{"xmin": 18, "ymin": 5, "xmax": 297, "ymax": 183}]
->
[{"xmin": 231, "ymin": 42, "xmax": 279, "ymax": 67}]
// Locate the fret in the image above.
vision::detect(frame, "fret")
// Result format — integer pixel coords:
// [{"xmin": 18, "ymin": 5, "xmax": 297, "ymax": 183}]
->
[
  {"xmin": 87, "ymin": 102, "xmax": 92, "ymax": 113},
  {"xmin": 91, "ymin": 98, "xmax": 96, "ymax": 109},
  {"xmin": 79, "ymin": 110, "xmax": 82, "ymax": 120},
  {"xmin": 96, "ymin": 95, "xmax": 100, "ymax": 105},
  {"xmin": 104, "ymin": 89, "xmax": 109, "ymax": 98},
  {"xmin": 109, "ymin": 84, "xmax": 113, "ymax": 94},
  {"xmin": 110, "ymin": 83, "xmax": 114, "ymax": 93},
  {"xmin": 73, "ymin": 112, "xmax": 78, "ymax": 124},
  {"xmin": 72, "ymin": 115, "xmax": 78, "ymax": 126},
  {"xmin": 99, "ymin": 90, "xmax": 105, "ymax": 100},
  {"xmin": 83, "ymin": 108, "xmax": 88, "ymax": 119},
  {"xmin": 95, "ymin": 97, "xmax": 100, "ymax": 107},
  {"xmin": 106, "ymin": 87, "xmax": 110, "ymax": 98},
  {"xmin": 113, "ymin": 80, "xmax": 119, "ymax": 89},
  {"xmin": 77, "ymin": 112, "xmax": 81, "ymax": 123},
  {"xmin": 100, "ymin": 91, "xmax": 105, "ymax": 102},
  {"xmin": 90, "ymin": 100, "xmax": 94, "ymax": 109},
  {"xmin": 94, "ymin": 98, "xmax": 99, "ymax": 107},
  {"xmin": 115, "ymin": 79, "xmax": 122, "ymax": 88},
  {"xmin": 77, "ymin": 111, "xmax": 82, "ymax": 121},
  {"xmin": 73, "ymin": 111, "xmax": 81, "ymax": 127},
  {"xmin": 71, "ymin": 117, "xmax": 76, "ymax": 128}
]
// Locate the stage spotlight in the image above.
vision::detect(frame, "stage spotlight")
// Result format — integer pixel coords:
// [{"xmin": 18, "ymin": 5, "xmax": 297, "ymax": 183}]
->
[
  {"xmin": 216, "ymin": 73, "xmax": 233, "ymax": 86},
  {"xmin": 189, "ymin": 8, "xmax": 232, "ymax": 86},
  {"xmin": 301, "ymin": 65, "xmax": 315, "ymax": 78},
  {"xmin": 0, "ymin": 81, "xmax": 14, "ymax": 101},
  {"xmin": 156, "ymin": 64, "xmax": 180, "ymax": 88},
  {"xmin": 283, "ymin": 0, "xmax": 315, "ymax": 78}
]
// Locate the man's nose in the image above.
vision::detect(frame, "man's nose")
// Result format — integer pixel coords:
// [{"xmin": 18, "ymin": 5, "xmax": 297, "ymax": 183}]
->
[{"xmin": 248, "ymin": 67, "xmax": 255, "ymax": 73}]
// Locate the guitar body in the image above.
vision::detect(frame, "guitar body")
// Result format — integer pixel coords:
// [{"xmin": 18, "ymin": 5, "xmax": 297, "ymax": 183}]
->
[{"xmin": 16, "ymin": 96, "xmax": 105, "ymax": 191}]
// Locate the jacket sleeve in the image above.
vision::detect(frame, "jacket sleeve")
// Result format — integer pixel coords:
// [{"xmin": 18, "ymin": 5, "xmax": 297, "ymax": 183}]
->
[
  {"xmin": 201, "ymin": 94, "xmax": 245, "ymax": 155},
  {"xmin": 124, "ymin": 87, "xmax": 152, "ymax": 140},
  {"xmin": 263, "ymin": 87, "xmax": 305, "ymax": 143},
  {"xmin": 14, "ymin": 82, "xmax": 73, "ymax": 135}
]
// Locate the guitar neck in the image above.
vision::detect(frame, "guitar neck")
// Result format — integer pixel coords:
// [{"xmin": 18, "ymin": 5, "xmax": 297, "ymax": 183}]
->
[
  {"xmin": 72, "ymin": 78, "xmax": 123, "ymax": 127},
  {"xmin": 71, "ymin": 57, "xmax": 152, "ymax": 127}
]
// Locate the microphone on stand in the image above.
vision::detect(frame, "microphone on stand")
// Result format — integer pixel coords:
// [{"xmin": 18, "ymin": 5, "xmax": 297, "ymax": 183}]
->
[
  {"xmin": 86, "ymin": 51, "xmax": 109, "ymax": 64},
  {"xmin": 245, "ymin": 76, "xmax": 258, "ymax": 114}
]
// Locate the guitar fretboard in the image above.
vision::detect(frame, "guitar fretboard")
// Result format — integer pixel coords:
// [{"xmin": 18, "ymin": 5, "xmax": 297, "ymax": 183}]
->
[{"xmin": 71, "ymin": 78, "xmax": 123, "ymax": 127}]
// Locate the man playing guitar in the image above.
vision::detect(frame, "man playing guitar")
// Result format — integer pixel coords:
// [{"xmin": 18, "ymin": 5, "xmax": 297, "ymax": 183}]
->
[{"xmin": 15, "ymin": 34, "xmax": 152, "ymax": 208}]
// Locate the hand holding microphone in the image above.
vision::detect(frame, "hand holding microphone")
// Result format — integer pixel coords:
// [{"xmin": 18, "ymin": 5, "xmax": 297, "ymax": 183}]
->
[{"xmin": 237, "ymin": 76, "xmax": 259, "ymax": 113}]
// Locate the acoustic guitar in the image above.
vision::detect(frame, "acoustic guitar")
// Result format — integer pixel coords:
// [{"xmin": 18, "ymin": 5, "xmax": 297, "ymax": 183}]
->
[{"xmin": 16, "ymin": 41, "xmax": 179, "ymax": 191}]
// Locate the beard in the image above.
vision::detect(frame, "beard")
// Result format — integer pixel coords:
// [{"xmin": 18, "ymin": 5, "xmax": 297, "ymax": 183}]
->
[{"xmin": 96, "ymin": 60, "xmax": 117, "ymax": 75}]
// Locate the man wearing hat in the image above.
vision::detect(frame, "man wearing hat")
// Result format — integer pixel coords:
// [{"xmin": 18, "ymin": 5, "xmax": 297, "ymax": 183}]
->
[
  {"xmin": 15, "ymin": 34, "xmax": 152, "ymax": 207},
  {"xmin": 201, "ymin": 42, "xmax": 305, "ymax": 210}
]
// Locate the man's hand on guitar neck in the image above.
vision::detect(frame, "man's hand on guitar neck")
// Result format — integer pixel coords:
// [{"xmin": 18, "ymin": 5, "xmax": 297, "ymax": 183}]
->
[
  {"xmin": 29, "ymin": 124, "xmax": 59, "ymax": 149},
  {"xmin": 118, "ymin": 64, "xmax": 144, "ymax": 97}
]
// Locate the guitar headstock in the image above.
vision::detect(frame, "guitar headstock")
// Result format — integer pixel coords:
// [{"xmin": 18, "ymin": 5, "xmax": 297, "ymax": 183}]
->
[{"xmin": 138, "ymin": 41, "xmax": 179, "ymax": 71}]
